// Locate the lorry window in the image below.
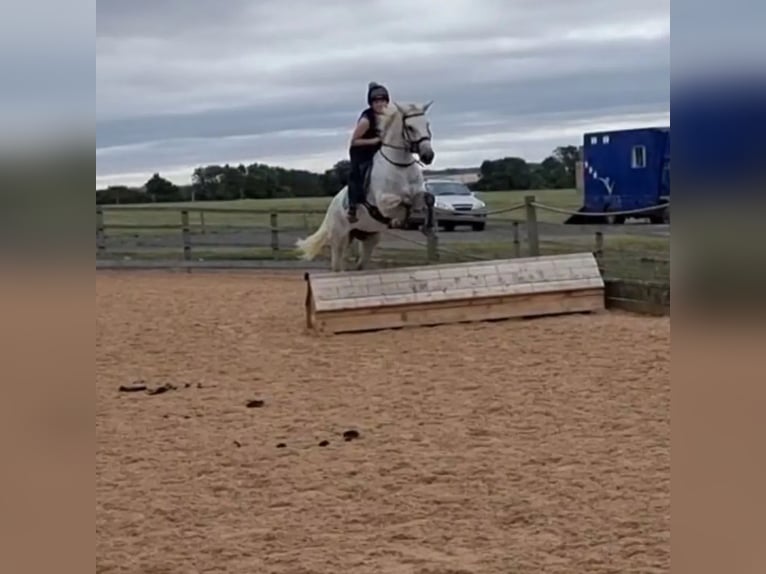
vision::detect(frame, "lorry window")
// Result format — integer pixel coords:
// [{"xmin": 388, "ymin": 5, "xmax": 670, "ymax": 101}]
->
[{"xmin": 632, "ymin": 145, "xmax": 647, "ymax": 168}]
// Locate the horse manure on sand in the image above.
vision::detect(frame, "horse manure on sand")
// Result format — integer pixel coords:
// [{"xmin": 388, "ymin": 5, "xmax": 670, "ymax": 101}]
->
[{"xmin": 343, "ymin": 429, "xmax": 361, "ymax": 441}]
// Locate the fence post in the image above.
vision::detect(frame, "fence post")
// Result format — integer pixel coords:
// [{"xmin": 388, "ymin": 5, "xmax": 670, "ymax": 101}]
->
[
  {"xmin": 420, "ymin": 225, "xmax": 439, "ymax": 263},
  {"xmin": 270, "ymin": 212, "xmax": 279, "ymax": 258},
  {"xmin": 512, "ymin": 221, "xmax": 520, "ymax": 258},
  {"xmin": 594, "ymin": 231, "xmax": 604, "ymax": 271},
  {"xmin": 425, "ymin": 228, "xmax": 439, "ymax": 263},
  {"xmin": 199, "ymin": 211, "xmax": 206, "ymax": 234},
  {"xmin": 96, "ymin": 208, "xmax": 106, "ymax": 257},
  {"xmin": 594, "ymin": 231, "xmax": 604, "ymax": 257},
  {"xmin": 181, "ymin": 210, "xmax": 191, "ymax": 261},
  {"xmin": 524, "ymin": 195, "xmax": 539, "ymax": 256},
  {"xmin": 423, "ymin": 193, "xmax": 439, "ymax": 263}
]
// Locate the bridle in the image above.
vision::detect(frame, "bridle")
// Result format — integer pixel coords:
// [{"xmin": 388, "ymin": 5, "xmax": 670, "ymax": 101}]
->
[{"xmin": 379, "ymin": 109, "xmax": 432, "ymax": 168}]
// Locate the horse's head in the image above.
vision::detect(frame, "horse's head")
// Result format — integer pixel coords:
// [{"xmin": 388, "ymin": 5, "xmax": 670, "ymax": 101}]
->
[{"xmin": 381, "ymin": 101, "xmax": 435, "ymax": 165}]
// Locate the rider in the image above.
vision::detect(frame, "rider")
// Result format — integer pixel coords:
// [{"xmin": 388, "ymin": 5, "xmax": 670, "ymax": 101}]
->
[{"xmin": 347, "ymin": 82, "xmax": 390, "ymax": 222}]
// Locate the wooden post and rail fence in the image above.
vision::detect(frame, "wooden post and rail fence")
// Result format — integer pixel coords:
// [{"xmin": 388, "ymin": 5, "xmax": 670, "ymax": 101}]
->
[
  {"xmin": 96, "ymin": 195, "xmax": 669, "ymax": 313},
  {"xmin": 96, "ymin": 195, "xmax": 669, "ymax": 310},
  {"xmin": 95, "ymin": 197, "xmax": 666, "ymax": 267},
  {"xmin": 95, "ymin": 195, "xmax": 553, "ymax": 263}
]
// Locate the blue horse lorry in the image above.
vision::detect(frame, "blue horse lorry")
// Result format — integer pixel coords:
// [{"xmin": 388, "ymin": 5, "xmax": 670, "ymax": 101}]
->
[{"xmin": 566, "ymin": 126, "xmax": 670, "ymax": 224}]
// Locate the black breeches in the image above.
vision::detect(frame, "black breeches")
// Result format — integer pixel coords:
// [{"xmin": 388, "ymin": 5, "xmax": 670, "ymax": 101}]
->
[{"xmin": 348, "ymin": 159, "xmax": 370, "ymax": 204}]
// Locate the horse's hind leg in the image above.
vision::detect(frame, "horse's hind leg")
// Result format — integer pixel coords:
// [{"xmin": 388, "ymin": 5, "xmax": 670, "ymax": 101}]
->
[
  {"xmin": 356, "ymin": 233, "xmax": 380, "ymax": 270},
  {"xmin": 330, "ymin": 233, "xmax": 351, "ymax": 272}
]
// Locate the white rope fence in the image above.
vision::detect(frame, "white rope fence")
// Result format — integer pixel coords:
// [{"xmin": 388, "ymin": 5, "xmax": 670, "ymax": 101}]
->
[
  {"xmin": 531, "ymin": 201, "xmax": 670, "ymax": 218},
  {"xmin": 476, "ymin": 199, "xmax": 670, "ymax": 221},
  {"xmin": 483, "ymin": 203, "xmax": 526, "ymax": 217}
]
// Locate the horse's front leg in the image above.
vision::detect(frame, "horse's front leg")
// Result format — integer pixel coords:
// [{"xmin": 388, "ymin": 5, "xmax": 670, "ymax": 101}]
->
[
  {"xmin": 410, "ymin": 190, "xmax": 435, "ymax": 232},
  {"xmin": 375, "ymin": 192, "xmax": 406, "ymax": 226},
  {"xmin": 389, "ymin": 205, "xmax": 412, "ymax": 229}
]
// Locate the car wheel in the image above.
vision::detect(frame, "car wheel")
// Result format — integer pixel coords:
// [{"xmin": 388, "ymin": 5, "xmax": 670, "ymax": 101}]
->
[{"xmin": 442, "ymin": 222, "xmax": 456, "ymax": 232}]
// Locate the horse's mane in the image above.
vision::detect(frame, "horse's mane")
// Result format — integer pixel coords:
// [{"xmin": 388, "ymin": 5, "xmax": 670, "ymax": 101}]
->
[
  {"xmin": 377, "ymin": 101, "xmax": 421, "ymax": 136},
  {"xmin": 378, "ymin": 101, "xmax": 421, "ymax": 118}
]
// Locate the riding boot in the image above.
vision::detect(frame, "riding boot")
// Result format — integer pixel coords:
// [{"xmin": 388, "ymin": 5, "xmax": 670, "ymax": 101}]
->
[{"xmin": 347, "ymin": 177, "xmax": 359, "ymax": 222}]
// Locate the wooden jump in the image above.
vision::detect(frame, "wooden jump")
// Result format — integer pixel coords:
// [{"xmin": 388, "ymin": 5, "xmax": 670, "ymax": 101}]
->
[{"xmin": 304, "ymin": 253, "xmax": 605, "ymax": 334}]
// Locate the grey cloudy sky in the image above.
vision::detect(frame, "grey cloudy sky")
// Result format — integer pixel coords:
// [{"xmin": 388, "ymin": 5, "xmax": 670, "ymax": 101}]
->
[{"xmin": 96, "ymin": 0, "xmax": 670, "ymax": 187}]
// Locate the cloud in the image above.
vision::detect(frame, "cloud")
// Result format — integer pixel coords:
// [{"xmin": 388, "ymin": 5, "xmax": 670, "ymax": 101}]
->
[{"xmin": 96, "ymin": 0, "xmax": 670, "ymax": 187}]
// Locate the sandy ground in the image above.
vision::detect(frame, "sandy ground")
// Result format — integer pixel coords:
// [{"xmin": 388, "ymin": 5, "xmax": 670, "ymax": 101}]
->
[{"xmin": 96, "ymin": 271, "xmax": 670, "ymax": 573}]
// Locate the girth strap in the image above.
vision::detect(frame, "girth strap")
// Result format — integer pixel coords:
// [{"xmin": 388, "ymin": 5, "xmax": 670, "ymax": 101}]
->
[{"xmin": 360, "ymin": 201, "xmax": 392, "ymax": 226}]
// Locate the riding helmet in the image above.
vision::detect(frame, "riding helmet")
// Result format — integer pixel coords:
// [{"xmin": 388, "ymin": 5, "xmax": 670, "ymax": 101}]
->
[{"xmin": 367, "ymin": 82, "xmax": 390, "ymax": 104}]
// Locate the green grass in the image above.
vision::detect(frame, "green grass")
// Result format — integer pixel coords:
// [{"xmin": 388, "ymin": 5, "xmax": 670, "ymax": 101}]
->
[
  {"xmin": 473, "ymin": 189, "xmax": 583, "ymax": 222},
  {"xmin": 99, "ymin": 198, "xmax": 329, "ymax": 233},
  {"xmin": 101, "ymin": 190, "xmax": 580, "ymax": 213}
]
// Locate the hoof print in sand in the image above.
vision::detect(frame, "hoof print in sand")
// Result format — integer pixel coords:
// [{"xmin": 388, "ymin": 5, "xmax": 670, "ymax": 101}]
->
[
  {"xmin": 246, "ymin": 399, "xmax": 265, "ymax": 408},
  {"xmin": 318, "ymin": 440, "xmax": 330, "ymax": 447}
]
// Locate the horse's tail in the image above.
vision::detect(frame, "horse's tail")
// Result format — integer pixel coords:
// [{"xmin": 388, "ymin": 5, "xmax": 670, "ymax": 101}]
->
[{"xmin": 294, "ymin": 203, "xmax": 333, "ymax": 261}]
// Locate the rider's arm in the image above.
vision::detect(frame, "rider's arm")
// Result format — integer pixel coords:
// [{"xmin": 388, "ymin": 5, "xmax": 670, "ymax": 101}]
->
[{"xmin": 350, "ymin": 117, "xmax": 380, "ymax": 147}]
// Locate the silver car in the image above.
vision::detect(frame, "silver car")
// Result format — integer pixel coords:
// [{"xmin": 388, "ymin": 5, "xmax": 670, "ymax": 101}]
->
[{"xmin": 407, "ymin": 179, "xmax": 488, "ymax": 231}]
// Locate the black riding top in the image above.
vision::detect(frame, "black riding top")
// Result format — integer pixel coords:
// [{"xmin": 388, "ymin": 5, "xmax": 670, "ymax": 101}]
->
[{"xmin": 349, "ymin": 107, "xmax": 380, "ymax": 163}]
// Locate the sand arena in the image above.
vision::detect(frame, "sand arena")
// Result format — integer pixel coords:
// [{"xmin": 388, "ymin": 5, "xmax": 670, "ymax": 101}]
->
[{"xmin": 97, "ymin": 270, "xmax": 670, "ymax": 573}]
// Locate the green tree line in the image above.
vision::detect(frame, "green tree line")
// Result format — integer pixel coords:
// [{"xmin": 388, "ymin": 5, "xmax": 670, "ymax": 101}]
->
[{"xmin": 95, "ymin": 146, "xmax": 579, "ymax": 205}]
